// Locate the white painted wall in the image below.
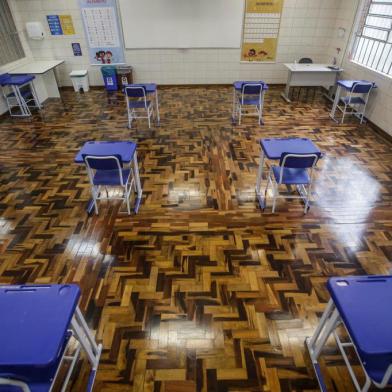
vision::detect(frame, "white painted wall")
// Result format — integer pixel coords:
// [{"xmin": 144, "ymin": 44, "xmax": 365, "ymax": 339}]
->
[
  {"xmin": 327, "ymin": 0, "xmax": 392, "ymax": 136},
  {"xmin": 0, "ymin": 1, "xmax": 35, "ymax": 114},
  {"xmin": 10, "ymin": 0, "xmax": 339, "ymax": 86}
]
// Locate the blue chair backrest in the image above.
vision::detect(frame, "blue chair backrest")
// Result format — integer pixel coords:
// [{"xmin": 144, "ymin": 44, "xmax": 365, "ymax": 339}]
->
[
  {"xmin": 82, "ymin": 154, "xmax": 123, "ymax": 170},
  {"xmin": 351, "ymin": 82, "xmax": 373, "ymax": 94},
  {"xmin": 124, "ymin": 85, "xmax": 146, "ymax": 98},
  {"xmin": 279, "ymin": 152, "xmax": 321, "ymax": 169},
  {"xmin": 241, "ymin": 83, "xmax": 263, "ymax": 95}
]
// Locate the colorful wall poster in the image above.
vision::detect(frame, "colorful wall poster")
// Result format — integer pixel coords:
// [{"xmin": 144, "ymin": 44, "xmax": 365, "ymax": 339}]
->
[
  {"xmin": 47, "ymin": 15, "xmax": 63, "ymax": 35},
  {"xmin": 60, "ymin": 15, "xmax": 75, "ymax": 35},
  {"xmin": 241, "ymin": 0, "xmax": 284, "ymax": 62},
  {"xmin": 79, "ymin": 0, "xmax": 125, "ymax": 65}
]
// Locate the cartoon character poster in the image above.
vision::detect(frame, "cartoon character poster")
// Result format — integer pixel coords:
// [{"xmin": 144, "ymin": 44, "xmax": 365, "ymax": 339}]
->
[
  {"xmin": 241, "ymin": 0, "xmax": 284, "ymax": 62},
  {"xmin": 79, "ymin": 0, "xmax": 125, "ymax": 65},
  {"xmin": 241, "ymin": 40, "xmax": 278, "ymax": 62}
]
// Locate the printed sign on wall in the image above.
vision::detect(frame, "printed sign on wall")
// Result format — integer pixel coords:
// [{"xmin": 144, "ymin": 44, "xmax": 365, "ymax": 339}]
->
[
  {"xmin": 79, "ymin": 0, "xmax": 125, "ymax": 65},
  {"xmin": 47, "ymin": 14, "xmax": 75, "ymax": 35},
  {"xmin": 72, "ymin": 43, "xmax": 82, "ymax": 56},
  {"xmin": 47, "ymin": 15, "xmax": 63, "ymax": 35},
  {"xmin": 60, "ymin": 15, "xmax": 75, "ymax": 35},
  {"xmin": 241, "ymin": 0, "xmax": 284, "ymax": 62}
]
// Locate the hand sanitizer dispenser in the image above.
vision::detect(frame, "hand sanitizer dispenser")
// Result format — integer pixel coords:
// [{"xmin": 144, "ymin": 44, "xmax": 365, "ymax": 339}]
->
[{"xmin": 26, "ymin": 22, "xmax": 45, "ymax": 40}]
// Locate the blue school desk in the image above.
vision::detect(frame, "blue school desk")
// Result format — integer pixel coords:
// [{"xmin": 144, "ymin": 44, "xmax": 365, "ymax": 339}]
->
[
  {"xmin": 330, "ymin": 79, "xmax": 377, "ymax": 122},
  {"xmin": 75, "ymin": 141, "xmax": 143, "ymax": 214},
  {"xmin": 232, "ymin": 80, "xmax": 269, "ymax": 125},
  {"xmin": 0, "ymin": 74, "xmax": 41, "ymax": 117},
  {"xmin": 255, "ymin": 137, "xmax": 321, "ymax": 209},
  {"xmin": 124, "ymin": 83, "xmax": 160, "ymax": 126},
  {"xmin": 0, "ymin": 284, "xmax": 101, "ymax": 391},
  {"xmin": 307, "ymin": 275, "xmax": 392, "ymax": 391}
]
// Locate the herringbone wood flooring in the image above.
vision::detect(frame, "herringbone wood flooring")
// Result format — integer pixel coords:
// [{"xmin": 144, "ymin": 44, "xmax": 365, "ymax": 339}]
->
[{"xmin": 0, "ymin": 85, "xmax": 392, "ymax": 391}]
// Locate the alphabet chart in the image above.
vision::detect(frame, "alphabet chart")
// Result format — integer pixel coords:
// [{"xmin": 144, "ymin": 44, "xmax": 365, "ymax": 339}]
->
[
  {"xmin": 79, "ymin": 0, "xmax": 125, "ymax": 65},
  {"xmin": 241, "ymin": 0, "xmax": 284, "ymax": 62}
]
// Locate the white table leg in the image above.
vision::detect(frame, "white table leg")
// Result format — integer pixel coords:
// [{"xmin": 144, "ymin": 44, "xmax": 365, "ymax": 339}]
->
[
  {"xmin": 259, "ymin": 90, "xmax": 266, "ymax": 125},
  {"xmin": 155, "ymin": 90, "xmax": 160, "ymax": 126},
  {"xmin": 329, "ymin": 85, "xmax": 341, "ymax": 122},
  {"xmin": 255, "ymin": 150, "xmax": 265, "ymax": 194},
  {"xmin": 71, "ymin": 307, "xmax": 102, "ymax": 392},
  {"xmin": 232, "ymin": 87, "xmax": 237, "ymax": 123},
  {"xmin": 132, "ymin": 151, "xmax": 143, "ymax": 213},
  {"xmin": 281, "ymin": 71, "xmax": 292, "ymax": 102}
]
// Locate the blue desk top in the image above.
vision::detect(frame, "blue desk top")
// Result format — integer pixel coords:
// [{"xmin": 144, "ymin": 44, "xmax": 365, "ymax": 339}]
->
[
  {"xmin": 234, "ymin": 80, "xmax": 269, "ymax": 91},
  {"xmin": 0, "ymin": 74, "xmax": 35, "ymax": 86},
  {"xmin": 260, "ymin": 137, "xmax": 321, "ymax": 160},
  {"xmin": 75, "ymin": 141, "xmax": 137, "ymax": 164},
  {"xmin": 0, "ymin": 284, "xmax": 80, "ymax": 367},
  {"xmin": 328, "ymin": 276, "xmax": 392, "ymax": 357},
  {"xmin": 337, "ymin": 80, "xmax": 377, "ymax": 90},
  {"xmin": 123, "ymin": 83, "xmax": 157, "ymax": 93}
]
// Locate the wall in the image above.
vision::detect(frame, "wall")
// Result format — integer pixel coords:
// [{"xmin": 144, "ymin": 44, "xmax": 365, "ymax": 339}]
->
[
  {"xmin": 0, "ymin": 1, "xmax": 34, "ymax": 114},
  {"xmin": 327, "ymin": 0, "xmax": 392, "ymax": 136},
  {"xmin": 10, "ymin": 0, "xmax": 340, "ymax": 86}
]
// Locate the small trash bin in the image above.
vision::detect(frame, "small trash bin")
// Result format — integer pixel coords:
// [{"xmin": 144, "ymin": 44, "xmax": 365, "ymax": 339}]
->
[
  {"xmin": 70, "ymin": 70, "xmax": 89, "ymax": 92},
  {"xmin": 116, "ymin": 65, "xmax": 133, "ymax": 88},
  {"xmin": 101, "ymin": 66, "xmax": 118, "ymax": 91}
]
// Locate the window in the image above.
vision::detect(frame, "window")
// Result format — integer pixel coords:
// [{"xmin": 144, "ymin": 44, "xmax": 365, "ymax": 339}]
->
[
  {"xmin": 351, "ymin": 0, "xmax": 392, "ymax": 77},
  {"xmin": 0, "ymin": 0, "xmax": 25, "ymax": 66}
]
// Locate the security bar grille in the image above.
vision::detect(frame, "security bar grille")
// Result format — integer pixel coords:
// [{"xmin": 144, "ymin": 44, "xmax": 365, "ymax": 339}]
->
[
  {"xmin": 351, "ymin": 0, "xmax": 392, "ymax": 76},
  {"xmin": 0, "ymin": 0, "xmax": 25, "ymax": 66}
]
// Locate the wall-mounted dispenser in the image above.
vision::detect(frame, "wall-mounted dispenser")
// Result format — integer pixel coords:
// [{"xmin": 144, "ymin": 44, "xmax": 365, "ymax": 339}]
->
[{"xmin": 26, "ymin": 22, "xmax": 45, "ymax": 40}]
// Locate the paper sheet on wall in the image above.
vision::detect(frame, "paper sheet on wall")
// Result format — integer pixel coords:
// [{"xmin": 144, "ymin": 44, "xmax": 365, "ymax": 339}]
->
[
  {"xmin": 79, "ymin": 0, "xmax": 125, "ymax": 65},
  {"xmin": 241, "ymin": 0, "xmax": 284, "ymax": 62}
]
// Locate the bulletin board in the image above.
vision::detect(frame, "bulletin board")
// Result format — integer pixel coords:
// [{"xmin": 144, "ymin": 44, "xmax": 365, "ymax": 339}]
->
[
  {"xmin": 241, "ymin": 0, "xmax": 284, "ymax": 62},
  {"xmin": 79, "ymin": 0, "xmax": 125, "ymax": 65}
]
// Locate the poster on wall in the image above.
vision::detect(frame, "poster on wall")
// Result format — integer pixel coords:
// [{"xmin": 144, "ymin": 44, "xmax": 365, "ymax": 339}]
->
[
  {"xmin": 60, "ymin": 15, "xmax": 75, "ymax": 35},
  {"xmin": 241, "ymin": 0, "xmax": 284, "ymax": 62},
  {"xmin": 79, "ymin": 0, "xmax": 125, "ymax": 65},
  {"xmin": 47, "ymin": 15, "xmax": 63, "ymax": 35}
]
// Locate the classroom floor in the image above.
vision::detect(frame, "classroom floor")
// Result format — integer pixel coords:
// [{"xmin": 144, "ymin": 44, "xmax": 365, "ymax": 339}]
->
[{"xmin": 0, "ymin": 85, "xmax": 392, "ymax": 391}]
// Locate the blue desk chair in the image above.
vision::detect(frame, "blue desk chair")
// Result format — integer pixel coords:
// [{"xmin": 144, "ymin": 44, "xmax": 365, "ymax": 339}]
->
[
  {"xmin": 307, "ymin": 276, "xmax": 392, "ymax": 392},
  {"xmin": 124, "ymin": 85, "xmax": 154, "ymax": 128},
  {"xmin": 337, "ymin": 81, "xmax": 373, "ymax": 124},
  {"xmin": 235, "ymin": 82, "xmax": 264, "ymax": 125},
  {"xmin": 83, "ymin": 154, "xmax": 135, "ymax": 215},
  {"xmin": 0, "ymin": 73, "xmax": 40, "ymax": 117},
  {"xmin": 0, "ymin": 284, "xmax": 101, "ymax": 392},
  {"xmin": 264, "ymin": 152, "xmax": 320, "ymax": 213}
]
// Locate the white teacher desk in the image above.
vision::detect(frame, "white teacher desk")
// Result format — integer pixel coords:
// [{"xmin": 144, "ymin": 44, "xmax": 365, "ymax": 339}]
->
[
  {"xmin": 8, "ymin": 60, "xmax": 64, "ymax": 104},
  {"xmin": 281, "ymin": 63, "xmax": 342, "ymax": 102}
]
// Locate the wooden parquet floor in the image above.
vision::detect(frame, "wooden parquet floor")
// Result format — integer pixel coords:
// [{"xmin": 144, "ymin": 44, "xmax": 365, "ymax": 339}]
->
[{"xmin": 0, "ymin": 85, "xmax": 392, "ymax": 391}]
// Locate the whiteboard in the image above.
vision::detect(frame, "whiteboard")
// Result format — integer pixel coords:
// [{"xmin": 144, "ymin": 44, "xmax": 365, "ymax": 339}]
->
[{"xmin": 118, "ymin": 0, "xmax": 244, "ymax": 49}]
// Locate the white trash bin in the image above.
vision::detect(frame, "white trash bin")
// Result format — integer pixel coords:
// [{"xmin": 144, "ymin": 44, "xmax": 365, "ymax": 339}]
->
[{"xmin": 70, "ymin": 70, "xmax": 89, "ymax": 92}]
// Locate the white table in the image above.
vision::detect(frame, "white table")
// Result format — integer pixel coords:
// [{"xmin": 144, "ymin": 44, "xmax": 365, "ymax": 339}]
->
[
  {"xmin": 281, "ymin": 63, "xmax": 342, "ymax": 103},
  {"xmin": 8, "ymin": 60, "xmax": 64, "ymax": 103}
]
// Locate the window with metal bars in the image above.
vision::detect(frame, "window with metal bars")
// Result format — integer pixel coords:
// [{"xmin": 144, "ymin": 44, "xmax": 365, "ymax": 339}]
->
[
  {"xmin": 0, "ymin": 0, "xmax": 25, "ymax": 66},
  {"xmin": 351, "ymin": 0, "xmax": 392, "ymax": 76}
]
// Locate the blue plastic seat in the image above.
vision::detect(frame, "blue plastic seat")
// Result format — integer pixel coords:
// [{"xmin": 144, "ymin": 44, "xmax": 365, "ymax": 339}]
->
[
  {"xmin": 93, "ymin": 168, "xmax": 130, "ymax": 186},
  {"xmin": 271, "ymin": 166, "xmax": 310, "ymax": 185},
  {"xmin": 340, "ymin": 96, "xmax": 366, "ymax": 105},
  {"xmin": 128, "ymin": 100, "xmax": 151, "ymax": 109},
  {"xmin": 265, "ymin": 152, "xmax": 320, "ymax": 213},
  {"xmin": 83, "ymin": 155, "xmax": 135, "ymax": 215}
]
